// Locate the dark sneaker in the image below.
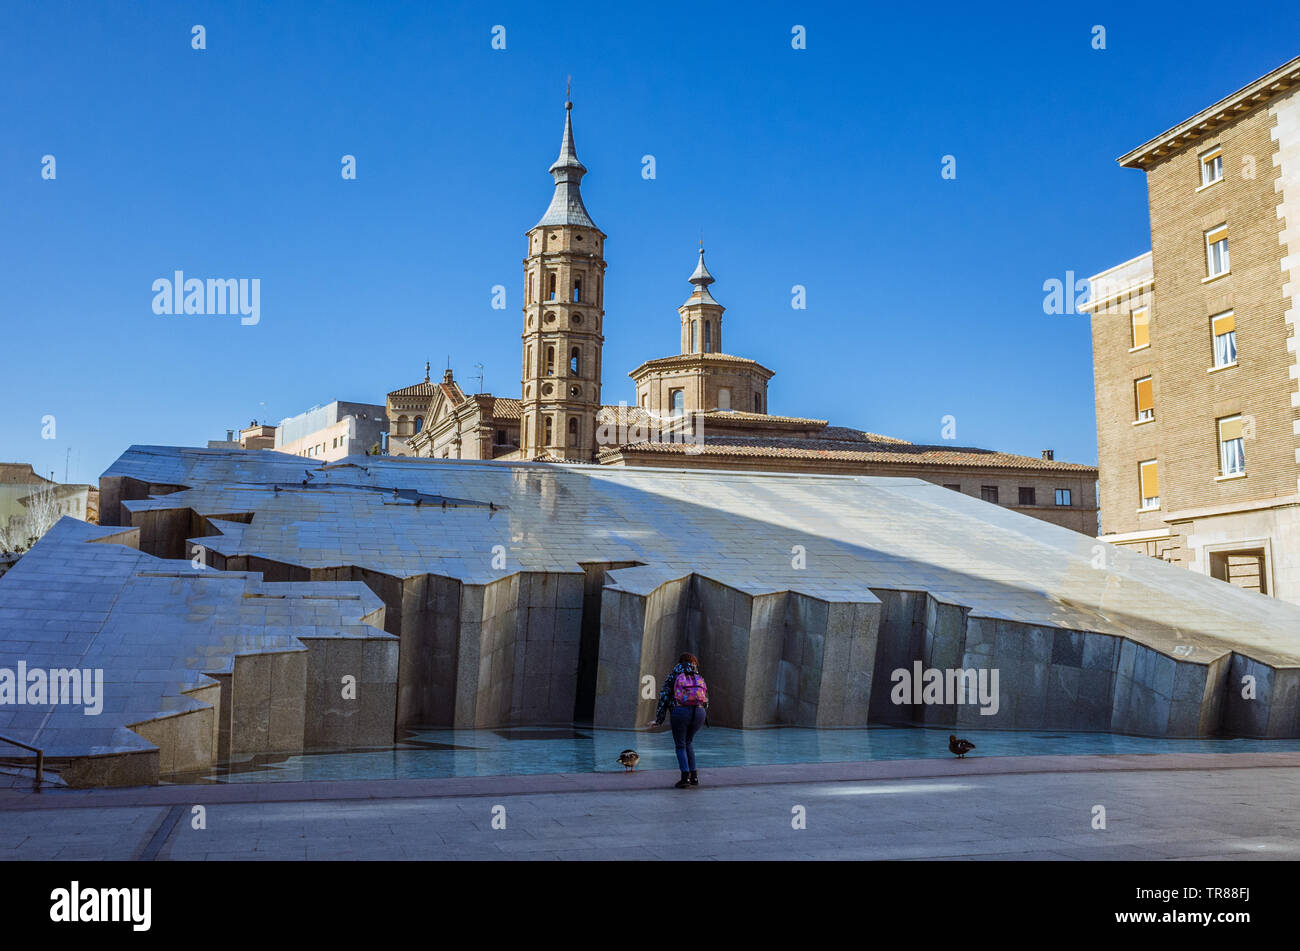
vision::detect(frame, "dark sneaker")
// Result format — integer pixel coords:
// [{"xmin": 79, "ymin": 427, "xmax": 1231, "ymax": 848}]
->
[{"xmin": 688, "ymin": 772, "xmax": 699, "ymax": 786}]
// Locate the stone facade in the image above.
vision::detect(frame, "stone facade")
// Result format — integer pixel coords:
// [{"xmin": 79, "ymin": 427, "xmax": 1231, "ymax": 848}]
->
[
  {"xmin": 385, "ymin": 364, "xmax": 445, "ymax": 456},
  {"xmin": 90, "ymin": 448, "xmax": 1300, "ymax": 748},
  {"xmin": 406, "ymin": 370, "xmax": 521, "ymax": 461},
  {"xmin": 0, "ymin": 516, "xmax": 396, "ymax": 786},
  {"xmin": 9, "ymin": 444, "xmax": 1300, "ymax": 787},
  {"xmin": 1086, "ymin": 55, "xmax": 1300, "ymax": 602}
]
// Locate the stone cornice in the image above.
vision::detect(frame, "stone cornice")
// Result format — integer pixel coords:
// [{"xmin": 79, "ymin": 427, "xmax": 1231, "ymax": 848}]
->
[{"xmin": 1118, "ymin": 55, "xmax": 1300, "ymax": 169}]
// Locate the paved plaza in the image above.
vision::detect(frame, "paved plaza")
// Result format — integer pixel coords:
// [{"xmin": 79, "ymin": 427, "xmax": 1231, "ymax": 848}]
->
[{"xmin": 3, "ymin": 753, "xmax": 1299, "ymax": 861}]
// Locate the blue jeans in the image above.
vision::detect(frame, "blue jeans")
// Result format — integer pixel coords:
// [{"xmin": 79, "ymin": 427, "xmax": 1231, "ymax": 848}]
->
[{"xmin": 670, "ymin": 705, "xmax": 706, "ymax": 772}]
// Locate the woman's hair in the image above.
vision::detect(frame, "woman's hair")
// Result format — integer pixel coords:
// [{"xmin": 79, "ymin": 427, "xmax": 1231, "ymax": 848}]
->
[{"xmin": 679, "ymin": 653, "xmax": 699, "ymax": 667}]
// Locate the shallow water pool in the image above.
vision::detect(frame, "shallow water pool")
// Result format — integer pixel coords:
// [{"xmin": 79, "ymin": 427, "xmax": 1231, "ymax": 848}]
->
[{"xmin": 169, "ymin": 724, "xmax": 1300, "ymax": 785}]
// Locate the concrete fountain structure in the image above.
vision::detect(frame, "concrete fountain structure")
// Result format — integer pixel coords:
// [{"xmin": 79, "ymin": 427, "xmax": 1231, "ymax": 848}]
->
[{"xmin": 2, "ymin": 444, "xmax": 1300, "ymax": 786}]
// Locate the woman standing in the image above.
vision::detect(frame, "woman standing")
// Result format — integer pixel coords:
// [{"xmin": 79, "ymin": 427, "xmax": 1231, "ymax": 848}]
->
[{"xmin": 647, "ymin": 653, "xmax": 709, "ymax": 788}]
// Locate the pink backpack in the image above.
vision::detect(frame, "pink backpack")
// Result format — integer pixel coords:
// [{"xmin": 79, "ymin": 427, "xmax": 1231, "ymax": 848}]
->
[{"xmin": 673, "ymin": 672, "xmax": 708, "ymax": 706}]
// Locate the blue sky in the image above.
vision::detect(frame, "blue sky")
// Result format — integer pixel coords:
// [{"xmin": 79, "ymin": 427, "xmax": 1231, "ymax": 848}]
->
[{"xmin": 2, "ymin": 1, "xmax": 1298, "ymax": 483}]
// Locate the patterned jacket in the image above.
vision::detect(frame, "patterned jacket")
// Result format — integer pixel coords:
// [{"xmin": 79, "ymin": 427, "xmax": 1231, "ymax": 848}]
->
[{"xmin": 654, "ymin": 661, "xmax": 708, "ymax": 725}]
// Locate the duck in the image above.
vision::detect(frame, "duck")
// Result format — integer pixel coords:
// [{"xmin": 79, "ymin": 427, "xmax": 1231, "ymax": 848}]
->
[
  {"xmin": 617, "ymin": 749, "xmax": 640, "ymax": 772},
  {"xmin": 949, "ymin": 735, "xmax": 976, "ymax": 759}
]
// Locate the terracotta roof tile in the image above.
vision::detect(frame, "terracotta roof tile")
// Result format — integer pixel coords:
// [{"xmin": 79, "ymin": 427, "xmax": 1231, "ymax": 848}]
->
[
  {"xmin": 629, "ymin": 352, "xmax": 775, "ymax": 376},
  {"xmin": 600, "ymin": 432, "xmax": 1096, "ymax": 473},
  {"xmin": 484, "ymin": 397, "xmax": 521, "ymax": 420},
  {"xmin": 388, "ymin": 380, "xmax": 439, "ymax": 398}
]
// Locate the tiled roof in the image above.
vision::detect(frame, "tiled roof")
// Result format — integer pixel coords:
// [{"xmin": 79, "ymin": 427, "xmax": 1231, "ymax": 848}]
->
[
  {"xmin": 819, "ymin": 426, "xmax": 912, "ymax": 445},
  {"xmin": 597, "ymin": 405, "xmax": 653, "ymax": 423},
  {"xmin": 698, "ymin": 410, "xmax": 828, "ymax": 427},
  {"xmin": 480, "ymin": 396, "xmax": 522, "ymax": 421},
  {"xmin": 595, "ymin": 406, "xmax": 828, "ymax": 429},
  {"xmin": 600, "ymin": 431, "xmax": 1097, "ymax": 472},
  {"xmin": 388, "ymin": 380, "xmax": 439, "ymax": 399},
  {"xmin": 629, "ymin": 352, "xmax": 775, "ymax": 376}
]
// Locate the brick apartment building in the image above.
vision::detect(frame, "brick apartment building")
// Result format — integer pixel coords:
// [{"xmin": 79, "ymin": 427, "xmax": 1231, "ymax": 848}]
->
[{"xmin": 1083, "ymin": 55, "xmax": 1300, "ymax": 602}]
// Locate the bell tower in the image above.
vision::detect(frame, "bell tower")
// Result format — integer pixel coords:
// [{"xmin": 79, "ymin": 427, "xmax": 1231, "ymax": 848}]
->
[
  {"xmin": 679, "ymin": 244, "xmax": 724, "ymax": 355},
  {"xmin": 520, "ymin": 98, "xmax": 607, "ymax": 462}
]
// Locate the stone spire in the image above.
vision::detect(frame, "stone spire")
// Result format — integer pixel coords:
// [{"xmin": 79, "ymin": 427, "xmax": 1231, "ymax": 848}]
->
[{"xmin": 536, "ymin": 100, "xmax": 597, "ymax": 230}]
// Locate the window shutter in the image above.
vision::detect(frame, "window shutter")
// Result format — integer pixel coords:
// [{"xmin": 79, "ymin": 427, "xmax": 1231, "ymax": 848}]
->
[
  {"xmin": 1135, "ymin": 378, "xmax": 1154, "ymax": 413},
  {"xmin": 1132, "ymin": 308, "xmax": 1150, "ymax": 348},
  {"xmin": 1212, "ymin": 312, "xmax": 1235, "ymax": 336},
  {"xmin": 1140, "ymin": 462, "xmax": 1159, "ymax": 499},
  {"xmin": 1219, "ymin": 417, "xmax": 1243, "ymax": 442}
]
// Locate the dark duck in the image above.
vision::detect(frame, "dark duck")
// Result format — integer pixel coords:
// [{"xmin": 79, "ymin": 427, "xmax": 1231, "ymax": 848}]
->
[
  {"xmin": 948, "ymin": 735, "xmax": 976, "ymax": 759},
  {"xmin": 617, "ymin": 750, "xmax": 640, "ymax": 772}
]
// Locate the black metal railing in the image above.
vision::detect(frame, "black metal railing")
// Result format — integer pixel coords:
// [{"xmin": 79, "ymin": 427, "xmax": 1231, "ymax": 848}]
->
[{"xmin": 0, "ymin": 735, "xmax": 44, "ymax": 789}]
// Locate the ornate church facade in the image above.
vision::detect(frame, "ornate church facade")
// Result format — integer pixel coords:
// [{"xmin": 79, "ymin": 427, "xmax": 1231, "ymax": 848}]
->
[{"xmin": 386, "ymin": 101, "xmax": 1100, "ymax": 533}]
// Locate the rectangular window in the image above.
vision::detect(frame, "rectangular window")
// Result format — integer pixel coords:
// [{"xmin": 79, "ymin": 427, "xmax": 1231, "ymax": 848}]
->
[
  {"xmin": 1054, "ymin": 488, "xmax": 1072, "ymax": 506},
  {"xmin": 1134, "ymin": 376, "xmax": 1154, "ymax": 421},
  {"xmin": 1199, "ymin": 147, "xmax": 1223, "ymax": 187},
  {"xmin": 1218, "ymin": 415, "xmax": 1246, "ymax": 476},
  {"xmin": 1205, "ymin": 226, "xmax": 1229, "ymax": 277},
  {"xmin": 1139, "ymin": 460, "xmax": 1160, "ymax": 509},
  {"xmin": 1131, "ymin": 306, "xmax": 1150, "ymax": 349},
  {"xmin": 1018, "ymin": 487, "xmax": 1036, "ymax": 506},
  {"xmin": 980, "ymin": 485, "xmax": 999, "ymax": 504},
  {"xmin": 1211, "ymin": 311, "xmax": 1237, "ymax": 368},
  {"xmin": 717, "ymin": 387, "xmax": 731, "ymax": 410}
]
